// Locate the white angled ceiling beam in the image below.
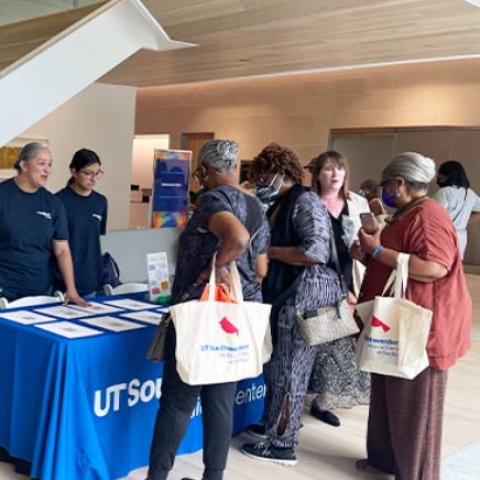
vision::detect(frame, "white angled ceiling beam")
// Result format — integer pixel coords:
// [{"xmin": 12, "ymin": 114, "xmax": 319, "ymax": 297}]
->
[{"xmin": 0, "ymin": 0, "xmax": 195, "ymax": 147}]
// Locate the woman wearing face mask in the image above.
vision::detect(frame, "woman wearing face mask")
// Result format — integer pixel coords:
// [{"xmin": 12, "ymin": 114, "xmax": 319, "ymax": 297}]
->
[
  {"xmin": 433, "ymin": 160, "xmax": 480, "ymax": 259},
  {"xmin": 55, "ymin": 149, "xmax": 108, "ymax": 297},
  {"xmin": 0, "ymin": 142, "xmax": 86, "ymax": 305},
  {"xmin": 307, "ymin": 151, "xmax": 370, "ymax": 427},
  {"xmin": 241, "ymin": 143, "xmax": 344, "ymax": 466},
  {"xmin": 356, "ymin": 152, "xmax": 471, "ymax": 480}
]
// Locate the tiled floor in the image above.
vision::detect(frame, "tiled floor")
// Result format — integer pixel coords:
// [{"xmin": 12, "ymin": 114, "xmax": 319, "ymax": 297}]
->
[{"xmin": 1, "ymin": 275, "xmax": 479, "ymax": 480}]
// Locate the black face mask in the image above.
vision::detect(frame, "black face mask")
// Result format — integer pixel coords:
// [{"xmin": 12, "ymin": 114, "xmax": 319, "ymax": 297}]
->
[{"xmin": 437, "ymin": 179, "xmax": 448, "ymax": 188}]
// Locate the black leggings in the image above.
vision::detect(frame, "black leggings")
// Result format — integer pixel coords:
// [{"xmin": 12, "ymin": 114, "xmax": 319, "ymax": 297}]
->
[{"xmin": 148, "ymin": 356, "xmax": 237, "ymax": 480}]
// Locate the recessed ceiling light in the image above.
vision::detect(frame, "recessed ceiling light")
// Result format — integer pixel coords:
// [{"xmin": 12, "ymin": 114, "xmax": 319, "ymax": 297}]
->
[{"xmin": 461, "ymin": 0, "xmax": 480, "ymax": 7}]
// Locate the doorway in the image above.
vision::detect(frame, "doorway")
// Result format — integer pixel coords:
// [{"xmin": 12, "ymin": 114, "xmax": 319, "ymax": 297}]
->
[{"xmin": 181, "ymin": 132, "xmax": 215, "ymax": 191}]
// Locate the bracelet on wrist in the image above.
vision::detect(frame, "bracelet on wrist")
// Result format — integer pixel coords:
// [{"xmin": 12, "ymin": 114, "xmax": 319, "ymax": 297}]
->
[{"xmin": 372, "ymin": 245, "xmax": 384, "ymax": 259}]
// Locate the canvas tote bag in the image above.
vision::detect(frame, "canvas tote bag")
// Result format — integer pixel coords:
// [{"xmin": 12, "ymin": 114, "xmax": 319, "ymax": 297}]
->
[
  {"xmin": 355, "ymin": 253, "xmax": 432, "ymax": 380},
  {"xmin": 170, "ymin": 257, "xmax": 272, "ymax": 385}
]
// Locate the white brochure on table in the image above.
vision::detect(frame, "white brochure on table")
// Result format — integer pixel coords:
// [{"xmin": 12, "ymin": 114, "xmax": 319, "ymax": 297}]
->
[
  {"xmin": 35, "ymin": 321, "xmax": 103, "ymax": 339},
  {"xmin": 36, "ymin": 305, "xmax": 95, "ymax": 319},
  {"xmin": 121, "ymin": 310, "xmax": 166, "ymax": 325},
  {"xmin": 79, "ymin": 316, "xmax": 146, "ymax": 333},
  {"xmin": 147, "ymin": 252, "xmax": 171, "ymax": 302},
  {"xmin": 0, "ymin": 310, "xmax": 57, "ymax": 325},
  {"xmin": 102, "ymin": 299, "xmax": 156, "ymax": 311},
  {"xmin": 68, "ymin": 302, "xmax": 123, "ymax": 315}
]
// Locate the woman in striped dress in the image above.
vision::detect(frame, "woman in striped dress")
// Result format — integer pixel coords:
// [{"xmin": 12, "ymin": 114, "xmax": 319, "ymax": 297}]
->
[{"xmin": 241, "ymin": 143, "xmax": 343, "ymax": 466}]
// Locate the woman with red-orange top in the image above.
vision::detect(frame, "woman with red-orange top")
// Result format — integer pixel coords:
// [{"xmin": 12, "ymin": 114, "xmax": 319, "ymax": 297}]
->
[{"xmin": 355, "ymin": 152, "xmax": 471, "ymax": 480}]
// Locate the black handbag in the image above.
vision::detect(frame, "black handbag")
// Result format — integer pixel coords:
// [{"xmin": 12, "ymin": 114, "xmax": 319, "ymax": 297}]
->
[
  {"xmin": 145, "ymin": 286, "xmax": 195, "ymax": 363},
  {"xmin": 145, "ymin": 312, "xmax": 171, "ymax": 363}
]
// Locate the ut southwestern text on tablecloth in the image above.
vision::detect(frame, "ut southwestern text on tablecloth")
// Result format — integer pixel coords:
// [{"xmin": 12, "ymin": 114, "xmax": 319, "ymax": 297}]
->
[{"xmin": 0, "ymin": 297, "xmax": 264, "ymax": 480}]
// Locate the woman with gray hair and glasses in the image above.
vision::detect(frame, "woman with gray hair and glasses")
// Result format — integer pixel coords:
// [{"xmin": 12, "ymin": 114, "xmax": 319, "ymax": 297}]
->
[
  {"xmin": 147, "ymin": 139, "xmax": 270, "ymax": 480},
  {"xmin": 0, "ymin": 142, "xmax": 86, "ymax": 306},
  {"xmin": 354, "ymin": 152, "xmax": 471, "ymax": 480}
]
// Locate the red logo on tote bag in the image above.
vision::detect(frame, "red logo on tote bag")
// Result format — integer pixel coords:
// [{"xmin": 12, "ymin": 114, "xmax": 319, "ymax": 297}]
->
[
  {"xmin": 372, "ymin": 316, "xmax": 391, "ymax": 333},
  {"xmin": 219, "ymin": 317, "xmax": 239, "ymax": 336}
]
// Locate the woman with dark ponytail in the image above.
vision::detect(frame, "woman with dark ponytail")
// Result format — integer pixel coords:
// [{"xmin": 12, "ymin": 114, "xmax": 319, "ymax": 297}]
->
[
  {"xmin": 56, "ymin": 148, "xmax": 108, "ymax": 297},
  {"xmin": 433, "ymin": 160, "xmax": 480, "ymax": 259}
]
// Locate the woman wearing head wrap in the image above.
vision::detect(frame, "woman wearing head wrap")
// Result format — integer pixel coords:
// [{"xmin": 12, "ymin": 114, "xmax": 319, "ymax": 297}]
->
[
  {"xmin": 0, "ymin": 142, "xmax": 86, "ymax": 305},
  {"xmin": 356, "ymin": 152, "xmax": 471, "ymax": 480},
  {"xmin": 55, "ymin": 149, "xmax": 108, "ymax": 297},
  {"xmin": 146, "ymin": 139, "xmax": 270, "ymax": 480},
  {"xmin": 433, "ymin": 160, "xmax": 480, "ymax": 259}
]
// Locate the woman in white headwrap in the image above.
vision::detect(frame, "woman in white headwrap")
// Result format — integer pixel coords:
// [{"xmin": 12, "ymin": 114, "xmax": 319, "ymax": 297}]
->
[
  {"xmin": 147, "ymin": 139, "xmax": 270, "ymax": 480},
  {"xmin": 355, "ymin": 152, "xmax": 471, "ymax": 480}
]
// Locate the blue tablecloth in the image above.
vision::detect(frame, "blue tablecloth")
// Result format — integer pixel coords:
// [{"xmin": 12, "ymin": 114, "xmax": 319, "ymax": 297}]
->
[{"xmin": 0, "ymin": 297, "xmax": 264, "ymax": 480}]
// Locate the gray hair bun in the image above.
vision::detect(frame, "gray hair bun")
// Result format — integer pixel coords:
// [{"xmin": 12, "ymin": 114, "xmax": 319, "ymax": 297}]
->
[
  {"xmin": 199, "ymin": 139, "xmax": 239, "ymax": 173},
  {"xmin": 383, "ymin": 152, "xmax": 436, "ymax": 185}
]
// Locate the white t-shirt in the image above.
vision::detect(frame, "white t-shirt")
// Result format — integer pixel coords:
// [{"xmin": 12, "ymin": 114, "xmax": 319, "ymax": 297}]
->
[{"xmin": 433, "ymin": 186, "xmax": 480, "ymax": 258}]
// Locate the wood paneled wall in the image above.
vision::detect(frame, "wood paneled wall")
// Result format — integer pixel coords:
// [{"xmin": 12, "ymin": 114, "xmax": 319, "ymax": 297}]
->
[{"xmin": 135, "ymin": 59, "xmax": 480, "ymax": 166}]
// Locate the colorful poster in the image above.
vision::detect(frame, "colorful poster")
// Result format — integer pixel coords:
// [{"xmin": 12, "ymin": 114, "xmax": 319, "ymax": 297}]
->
[
  {"xmin": 146, "ymin": 251, "xmax": 171, "ymax": 303},
  {"xmin": 151, "ymin": 149, "xmax": 191, "ymax": 228}
]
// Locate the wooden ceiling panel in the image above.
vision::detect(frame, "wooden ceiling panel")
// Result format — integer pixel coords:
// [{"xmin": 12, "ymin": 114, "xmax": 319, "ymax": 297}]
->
[
  {"xmin": 100, "ymin": 0, "xmax": 480, "ymax": 86},
  {"xmin": 3, "ymin": 0, "xmax": 480, "ymax": 87},
  {"xmin": 0, "ymin": 3, "xmax": 106, "ymax": 72}
]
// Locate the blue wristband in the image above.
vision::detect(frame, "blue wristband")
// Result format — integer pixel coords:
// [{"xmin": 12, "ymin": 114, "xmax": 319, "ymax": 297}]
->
[{"xmin": 372, "ymin": 245, "xmax": 384, "ymax": 259}]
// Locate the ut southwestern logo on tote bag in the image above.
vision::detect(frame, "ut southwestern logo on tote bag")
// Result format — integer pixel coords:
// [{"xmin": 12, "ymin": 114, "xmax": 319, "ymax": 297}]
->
[
  {"xmin": 355, "ymin": 253, "xmax": 432, "ymax": 380},
  {"xmin": 170, "ymin": 257, "xmax": 272, "ymax": 386}
]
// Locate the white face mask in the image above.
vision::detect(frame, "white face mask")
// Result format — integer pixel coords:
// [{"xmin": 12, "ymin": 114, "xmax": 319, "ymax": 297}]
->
[{"xmin": 256, "ymin": 173, "xmax": 283, "ymax": 207}]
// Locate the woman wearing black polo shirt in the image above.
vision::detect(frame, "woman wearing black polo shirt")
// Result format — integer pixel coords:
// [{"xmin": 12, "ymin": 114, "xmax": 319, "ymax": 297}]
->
[
  {"xmin": 56, "ymin": 149, "xmax": 108, "ymax": 297},
  {"xmin": 0, "ymin": 142, "xmax": 86, "ymax": 305}
]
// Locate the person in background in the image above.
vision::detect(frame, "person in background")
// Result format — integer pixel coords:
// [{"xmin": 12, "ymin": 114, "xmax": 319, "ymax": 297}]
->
[
  {"xmin": 359, "ymin": 178, "xmax": 389, "ymax": 226},
  {"xmin": 147, "ymin": 139, "xmax": 269, "ymax": 480},
  {"xmin": 307, "ymin": 151, "xmax": 370, "ymax": 427},
  {"xmin": 356, "ymin": 152, "xmax": 471, "ymax": 480},
  {"xmin": 241, "ymin": 143, "xmax": 343, "ymax": 465},
  {"xmin": 0, "ymin": 142, "xmax": 86, "ymax": 305},
  {"xmin": 56, "ymin": 149, "xmax": 108, "ymax": 297},
  {"xmin": 303, "ymin": 158, "xmax": 315, "ymax": 174},
  {"xmin": 433, "ymin": 160, "xmax": 480, "ymax": 259}
]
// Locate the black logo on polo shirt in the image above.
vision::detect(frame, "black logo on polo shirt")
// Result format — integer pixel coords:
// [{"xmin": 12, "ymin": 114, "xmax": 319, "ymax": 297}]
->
[{"xmin": 36, "ymin": 211, "xmax": 52, "ymax": 220}]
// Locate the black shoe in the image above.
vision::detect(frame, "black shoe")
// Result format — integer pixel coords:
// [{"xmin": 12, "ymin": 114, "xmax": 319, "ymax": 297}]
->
[
  {"xmin": 245, "ymin": 423, "xmax": 268, "ymax": 439},
  {"xmin": 310, "ymin": 406, "xmax": 340, "ymax": 427},
  {"xmin": 241, "ymin": 442, "xmax": 297, "ymax": 466}
]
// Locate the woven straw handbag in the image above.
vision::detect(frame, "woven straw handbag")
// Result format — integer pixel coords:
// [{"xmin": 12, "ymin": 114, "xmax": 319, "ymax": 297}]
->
[{"xmin": 296, "ymin": 232, "xmax": 359, "ymax": 346}]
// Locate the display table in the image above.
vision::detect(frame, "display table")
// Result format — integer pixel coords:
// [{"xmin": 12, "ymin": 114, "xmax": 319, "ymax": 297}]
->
[{"xmin": 0, "ymin": 297, "xmax": 264, "ymax": 480}]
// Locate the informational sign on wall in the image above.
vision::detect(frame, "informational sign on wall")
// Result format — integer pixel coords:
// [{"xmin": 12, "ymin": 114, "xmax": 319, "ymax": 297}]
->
[
  {"xmin": 151, "ymin": 149, "xmax": 191, "ymax": 228},
  {"xmin": 146, "ymin": 251, "xmax": 171, "ymax": 303}
]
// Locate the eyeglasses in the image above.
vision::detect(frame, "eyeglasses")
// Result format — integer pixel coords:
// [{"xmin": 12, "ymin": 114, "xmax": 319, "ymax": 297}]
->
[
  {"xmin": 80, "ymin": 169, "xmax": 104, "ymax": 180},
  {"xmin": 192, "ymin": 165, "xmax": 207, "ymax": 182}
]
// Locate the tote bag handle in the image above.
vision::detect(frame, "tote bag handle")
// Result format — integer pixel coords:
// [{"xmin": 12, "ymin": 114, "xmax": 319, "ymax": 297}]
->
[
  {"xmin": 381, "ymin": 253, "xmax": 410, "ymax": 299},
  {"xmin": 208, "ymin": 253, "xmax": 244, "ymax": 304}
]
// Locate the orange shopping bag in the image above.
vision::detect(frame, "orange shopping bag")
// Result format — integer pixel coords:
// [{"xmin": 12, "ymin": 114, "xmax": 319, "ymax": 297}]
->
[{"xmin": 200, "ymin": 283, "xmax": 238, "ymax": 303}]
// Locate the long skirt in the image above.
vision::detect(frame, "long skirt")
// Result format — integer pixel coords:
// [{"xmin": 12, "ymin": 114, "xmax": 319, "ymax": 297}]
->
[{"xmin": 366, "ymin": 367, "xmax": 448, "ymax": 480}]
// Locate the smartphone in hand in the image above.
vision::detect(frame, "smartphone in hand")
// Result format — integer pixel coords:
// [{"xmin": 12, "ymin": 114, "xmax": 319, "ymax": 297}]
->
[{"xmin": 360, "ymin": 212, "xmax": 379, "ymax": 234}]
